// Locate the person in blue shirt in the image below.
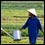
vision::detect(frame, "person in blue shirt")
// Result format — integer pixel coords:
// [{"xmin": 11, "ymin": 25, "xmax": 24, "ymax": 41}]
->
[{"xmin": 19, "ymin": 9, "xmax": 44, "ymax": 44}]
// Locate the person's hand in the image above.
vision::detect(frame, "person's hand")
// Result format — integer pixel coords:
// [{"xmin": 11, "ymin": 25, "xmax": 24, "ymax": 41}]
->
[
  {"xmin": 40, "ymin": 30, "xmax": 44, "ymax": 38},
  {"xmin": 41, "ymin": 30, "xmax": 44, "ymax": 33},
  {"xmin": 19, "ymin": 28, "xmax": 22, "ymax": 31}
]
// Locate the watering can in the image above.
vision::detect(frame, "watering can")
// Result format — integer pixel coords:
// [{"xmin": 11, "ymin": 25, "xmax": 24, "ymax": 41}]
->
[
  {"xmin": 1, "ymin": 27, "xmax": 21, "ymax": 41},
  {"xmin": 13, "ymin": 29, "xmax": 21, "ymax": 41}
]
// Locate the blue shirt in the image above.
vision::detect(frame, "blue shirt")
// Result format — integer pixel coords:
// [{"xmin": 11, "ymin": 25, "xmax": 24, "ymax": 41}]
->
[{"xmin": 21, "ymin": 16, "xmax": 42, "ymax": 37}]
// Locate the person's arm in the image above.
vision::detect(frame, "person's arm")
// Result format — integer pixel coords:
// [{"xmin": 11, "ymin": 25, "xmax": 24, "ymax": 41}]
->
[
  {"xmin": 19, "ymin": 18, "xmax": 29, "ymax": 30},
  {"xmin": 37, "ymin": 19, "xmax": 44, "ymax": 33}
]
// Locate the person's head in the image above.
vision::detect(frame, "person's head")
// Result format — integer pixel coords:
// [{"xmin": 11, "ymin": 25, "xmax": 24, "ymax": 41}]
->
[
  {"xmin": 27, "ymin": 8, "xmax": 37, "ymax": 17},
  {"xmin": 28, "ymin": 12, "xmax": 35, "ymax": 17}
]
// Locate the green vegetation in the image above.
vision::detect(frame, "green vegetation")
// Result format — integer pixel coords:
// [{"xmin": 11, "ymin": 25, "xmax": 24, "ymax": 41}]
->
[
  {"xmin": 1, "ymin": 1, "xmax": 44, "ymax": 44},
  {"xmin": 1, "ymin": 36, "xmax": 44, "ymax": 44}
]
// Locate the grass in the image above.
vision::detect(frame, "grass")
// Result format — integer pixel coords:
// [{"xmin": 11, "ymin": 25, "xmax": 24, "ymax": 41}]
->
[
  {"xmin": 1, "ymin": 9, "xmax": 44, "ymax": 17},
  {"xmin": 1, "ymin": 36, "xmax": 44, "ymax": 44},
  {"xmin": 1, "ymin": 1, "xmax": 44, "ymax": 17},
  {"xmin": 1, "ymin": 18, "xmax": 44, "ymax": 30},
  {"xmin": 1, "ymin": 1, "xmax": 44, "ymax": 10}
]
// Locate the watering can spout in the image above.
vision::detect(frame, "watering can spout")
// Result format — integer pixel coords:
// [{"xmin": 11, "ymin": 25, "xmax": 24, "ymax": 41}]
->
[{"xmin": 1, "ymin": 27, "xmax": 14, "ymax": 39}]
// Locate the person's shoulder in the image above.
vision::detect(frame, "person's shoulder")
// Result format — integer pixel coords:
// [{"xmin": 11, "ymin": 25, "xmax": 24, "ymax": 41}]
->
[
  {"xmin": 28, "ymin": 16, "xmax": 31, "ymax": 19},
  {"xmin": 35, "ymin": 16, "xmax": 38, "ymax": 19},
  {"xmin": 35, "ymin": 16, "xmax": 40, "ymax": 21},
  {"xmin": 26, "ymin": 17, "xmax": 31, "ymax": 21}
]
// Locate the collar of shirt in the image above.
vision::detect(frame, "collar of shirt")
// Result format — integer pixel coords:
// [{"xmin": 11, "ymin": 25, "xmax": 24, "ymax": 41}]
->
[{"xmin": 29, "ymin": 16, "xmax": 37, "ymax": 20}]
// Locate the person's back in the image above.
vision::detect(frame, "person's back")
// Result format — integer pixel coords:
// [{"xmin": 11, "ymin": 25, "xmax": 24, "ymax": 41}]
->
[{"xmin": 27, "ymin": 16, "xmax": 40, "ymax": 37}]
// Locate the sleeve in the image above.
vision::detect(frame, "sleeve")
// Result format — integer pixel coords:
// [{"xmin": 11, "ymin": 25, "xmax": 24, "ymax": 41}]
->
[
  {"xmin": 37, "ymin": 18, "xmax": 42, "ymax": 30},
  {"xmin": 21, "ymin": 18, "xmax": 29, "ymax": 29}
]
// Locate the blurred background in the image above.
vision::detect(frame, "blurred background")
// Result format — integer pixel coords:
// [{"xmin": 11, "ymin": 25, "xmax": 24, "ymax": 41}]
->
[{"xmin": 1, "ymin": 1, "xmax": 44, "ymax": 44}]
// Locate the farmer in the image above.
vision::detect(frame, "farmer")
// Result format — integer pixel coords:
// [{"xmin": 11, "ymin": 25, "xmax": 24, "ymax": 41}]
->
[{"xmin": 19, "ymin": 8, "xmax": 44, "ymax": 44}]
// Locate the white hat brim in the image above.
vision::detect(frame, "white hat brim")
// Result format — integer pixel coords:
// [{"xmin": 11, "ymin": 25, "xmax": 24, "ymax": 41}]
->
[{"xmin": 27, "ymin": 9, "xmax": 37, "ymax": 16}]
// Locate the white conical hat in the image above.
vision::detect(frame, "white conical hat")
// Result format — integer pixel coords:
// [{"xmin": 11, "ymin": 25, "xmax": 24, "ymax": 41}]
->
[{"xmin": 27, "ymin": 8, "xmax": 37, "ymax": 16}]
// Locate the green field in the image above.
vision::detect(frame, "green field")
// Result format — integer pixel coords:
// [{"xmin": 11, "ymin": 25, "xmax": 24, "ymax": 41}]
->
[
  {"xmin": 1, "ymin": 1, "xmax": 44, "ymax": 44},
  {"xmin": 1, "ymin": 36, "xmax": 44, "ymax": 44}
]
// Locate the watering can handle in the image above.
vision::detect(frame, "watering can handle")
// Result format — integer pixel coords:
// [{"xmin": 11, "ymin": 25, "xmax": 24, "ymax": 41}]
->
[{"xmin": 19, "ymin": 28, "xmax": 23, "ymax": 31}]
